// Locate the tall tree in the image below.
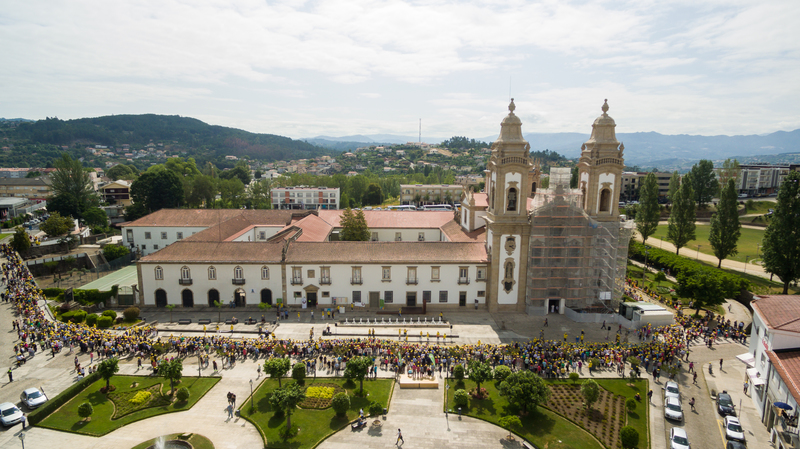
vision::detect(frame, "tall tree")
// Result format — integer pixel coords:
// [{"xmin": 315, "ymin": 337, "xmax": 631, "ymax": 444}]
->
[
  {"xmin": 339, "ymin": 208, "xmax": 370, "ymax": 241},
  {"xmin": 689, "ymin": 160, "xmax": 718, "ymax": 208},
  {"xmin": 717, "ymin": 158, "xmax": 741, "ymax": 195},
  {"xmin": 667, "ymin": 171, "xmax": 680, "ymax": 205},
  {"xmin": 709, "ymin": 179, "xmax": 741, "ymax": 267},
  {"xmin": 218, "ymin": 178, "xmax": 245, "ymax": 208},
  {"xmin": 467, "ymin": 360, "xmax": 494, "ymax": 394},
  {"xmin": 667, "ymin": 173, "xmax": 696, "ymax": 255},
  {"xmin": 49, "ymin": 153, "xmax": 97, "ymax": 219},
  {"xmin": 264, "ymin": 357, "xmax": 291, "ymax": 388},
  {"xmin": 363, "ymin": 183, "xmax": 383, "ymax": 206},
  {"xmin": 635, "ymin": 173, "xmax": 660, "ymax": 243},
  {"xmin": 762, "ymin": 171, "xmax": 800, "ymax": 294},
  {"xmin": 97, "ymin": 358, "xmax": 120, "ymax": 391},
  {"xmin": 343, "ymin": 356, "xmax": 373, "ymax": 395},
  {"xmin": 82, "ymin": 207, "xmax": 108, "ymax": 229},
  {"xmin": 677, "ymin": 272, "xmax": 727, "ymax": 316},
  {"xmin": 130, "ymin": 169, "xmax": 185, "ymax": 213},
  {"xmin": 570, "ymin": 167, "xmax": 579, "ymax": 189},
  {"xmin": 11, "ymin": 226, "xmax": 30, "ymax": 254},
  {"xmin": 246, "ymin": 179, "xmax": 272, "ymax": 210},
  {"xmin": 40, "ymin": 212, "xmax": 74, "ymax": 237},
  {"xmin": 498, "ymin": 370, "xmax": 550, "ymax": 414},
  {"xmin": 157, "ymin": 359, "xmax": 183, "ymax": 395},
  {"xmin": 269, "ymin": 383, "xmax": 306, "ymax": 430},
  {"xmin": 187, "ymin": 175, "xmax": 216, "ymax": 208}
]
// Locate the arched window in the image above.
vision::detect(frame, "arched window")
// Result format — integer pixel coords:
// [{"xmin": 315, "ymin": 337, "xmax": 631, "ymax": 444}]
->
[
  {"xmin": 506, "ymin": 187, "xmax": 517, "ymax": 211},
  {"xmin": 154, "ymin": 266, "xmax": 163, "ymax": 280},
  {"xmin": 261, "ymin": 266, "xmax": 269, "ymax": 280},
  {"xmin": 531, "ymin": 182, "xmax": 537, "ymax": 195},
  {"xmin": 599, "ymin": 188, "xmax": 611, "ymax": 212},
  {"xmin": 234, "ymin": 266, "xmax": 244, "ymax": 279},
  {"xmin": 208, "ymin": 266, "xmax": 216, "ymax": 280},
  {"xmin": 180, "ymin": 266, "xmax": 191, "ymax": 279}
]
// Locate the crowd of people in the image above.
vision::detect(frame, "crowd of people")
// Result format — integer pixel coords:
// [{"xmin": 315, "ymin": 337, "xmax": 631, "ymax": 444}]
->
[{"xmin": 1, "ymin": 243, "xmax": 746, "ymax": 385}]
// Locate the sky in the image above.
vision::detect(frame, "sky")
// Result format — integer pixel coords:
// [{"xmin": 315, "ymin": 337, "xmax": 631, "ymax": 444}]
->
[{"xmin": 1, "ymin": 0, "xmax": 799, "ymax": 141}]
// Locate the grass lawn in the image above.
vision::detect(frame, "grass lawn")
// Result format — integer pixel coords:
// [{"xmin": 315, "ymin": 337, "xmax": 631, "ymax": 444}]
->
[
  {"xmin": 626, "ymin": 263, "xmax": 725, "ymax": 315},
  {"xmin": 742, "ymin": 200, "xmax": 775, "ymax": 215},
  {"xmin": 649, "ymin": 223, "xmax": 765, "ymax": 264},
  {"xmin": 240, "ymin": 377, "xmax": 393, "ymax": 448},
  {"xmin": 38, "ymin": 375, "xmax": 219, "ymax": 436},
  {"xmin": 130, "ymin": 433, "xmax": 215, "ymax": 449},
  {"xmin": 445, "ymin": 378, "xmax": 606, "ymax": 449}
]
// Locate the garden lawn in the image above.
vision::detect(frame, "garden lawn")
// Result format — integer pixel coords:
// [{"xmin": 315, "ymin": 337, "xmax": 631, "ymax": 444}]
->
[
  {"xmin": 626, "ymin": 263, "xmax": 725, "ymax": 316},
  {"xmin": 38, "ymin": 375, "xmax": 219, "ymax": 436},
  {"xmin": 240, "ymin": 377, "xmax": 393, "ymax": 449},
  {"xmin": 649, "ymin": 223, "xmax": 765, "ymax": 264},
  {"xmin": 445, "ymin": 378, "xmax": 605, "ymax": 449}
]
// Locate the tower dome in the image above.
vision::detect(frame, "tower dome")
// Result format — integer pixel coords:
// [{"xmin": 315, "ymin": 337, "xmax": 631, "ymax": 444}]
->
[
  {"xmin": 496, "ymin": 99, "xmax": 526, "ymax": 144},
  {"xmin": 584, "ymin": 99, "xmax": 619, "ymax": 147}
]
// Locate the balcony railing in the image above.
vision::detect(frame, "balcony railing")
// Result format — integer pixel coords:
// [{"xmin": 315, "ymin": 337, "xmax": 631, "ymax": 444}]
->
[
  {"xmin": 351, "ymin": 277, "xmax": 363, "ymax": 285},
  {"xmin": 231, "ymin": 278, "xmax": 246, "ymax": 285},
  {"xmin": 178, "ymin": 278, "xmax": 193, "ymax": 285},
  {"xmin": 457, "ymin": 277, "xmax": 470, "ymax": 285},
  {"xmin": 406, "ymin": 277, "xmax": 418, "ymax": 285},
  {"xmin": 290, "ymin": 277, "xmax": 303, "ymax": 285},
  {"xmin": 320, "ymin": 277, "xmax": 331, "ymax": 285}
]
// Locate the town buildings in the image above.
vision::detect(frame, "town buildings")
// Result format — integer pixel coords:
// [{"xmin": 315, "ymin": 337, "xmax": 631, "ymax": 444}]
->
[
  {"xmin": 400, "ymin": 184, "xmax": 464, "ymax": 206},
  {"xmin": 270, "ymin": 186, "xmax": 340, "ymax": 210},
  {"xmin": 0, "ymin": 177, "xmax": 52, "ymax": 201}
]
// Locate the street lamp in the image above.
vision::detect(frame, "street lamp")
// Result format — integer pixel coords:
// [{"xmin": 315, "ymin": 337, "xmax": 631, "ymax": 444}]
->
[
  {"xmin": 643, "ymin": 247, "xmax": 650, "ymax": 279},
  {"xmin": 19, "ymin": 432, "xmax": 25, "ymax": 449},
  {"xmin": 757, "ymin": 244, "xmax": 761, "ymax": 258},
  {"xmin": 696, "ymin": 245, "xmax": 701, "ymax": 260},
  {"xmin": 445, "ymin": 384, "xmax": 450, "ymax": 416},
  {"xmin": 250, "ymin": 379, "xmax": 254, "ymax": 412},
  {"xmin": 744, "ymin": 256, "xmax": 750, "ymax": 274}
]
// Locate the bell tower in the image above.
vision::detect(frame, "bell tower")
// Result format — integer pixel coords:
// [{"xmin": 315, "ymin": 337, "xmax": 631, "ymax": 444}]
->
[
  {"xmin": 577, "ymin": 100, "xmax": 625, "ymax": 222},
  {"xmin": 485, "ymin": 99, "xmax": 533, "ymax": 313}
]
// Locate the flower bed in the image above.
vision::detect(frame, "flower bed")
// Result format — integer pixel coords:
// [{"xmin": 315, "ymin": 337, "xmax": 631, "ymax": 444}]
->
[
  {"xmin": 108, "ymin": 384, "xmax": 170, "ymax": 419},
  {"xmin": 546, "ymin": 384, "xmax": 626, "ymax": 449},
  {"xmin": 299, "ymin": 383, "xmax": 344, "ymax": 409}
]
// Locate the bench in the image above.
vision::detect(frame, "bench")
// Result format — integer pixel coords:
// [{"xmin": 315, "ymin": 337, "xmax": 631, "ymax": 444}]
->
[
  {"xmin": 522, "ymin": 442, "xmax": 536, "ymax": 449},
  {"xmin": 178, "ymin": 318, "xmax": 192, "ymax": 325},
  {"xmin": 245, "ymin": 318, "xmax": 256, "ymax": 325},
  {"xmin": 198, "ymin": 319, "xmax": 211, "ymax": 325}
]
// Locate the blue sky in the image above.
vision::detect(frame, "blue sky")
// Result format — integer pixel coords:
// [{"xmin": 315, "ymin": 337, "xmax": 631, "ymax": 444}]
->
[{"xmin": 1, "ymin": 0, "xmax": 798, "ymax": 140}]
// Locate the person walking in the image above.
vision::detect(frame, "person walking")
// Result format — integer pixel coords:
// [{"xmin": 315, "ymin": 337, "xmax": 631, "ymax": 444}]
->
[
  {"xmin": 396, "ymin": 428, "xmax": 404, "ymax": 445},
  {"xmin": 693, "ymin": 372, "xmax": 698, "ymax": 384},
  {"xmin": 7, "ymin": 368, "xmax": 12, "ymax": 382},
  {"xmin": 689, "ymin": 397, "xmax": 696, "ymax": 412},
  {"xmin": 647, "ymin": 389, "xmax": 653, "ymax": 403}
]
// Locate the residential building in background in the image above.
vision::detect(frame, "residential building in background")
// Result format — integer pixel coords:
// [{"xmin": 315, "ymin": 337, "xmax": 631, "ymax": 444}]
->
[
  {"xmin": 100, "ymin": 180, "xmax": 132, "ymax": 206},
  {"xmin": 400, "ymin": 184, "xmax": 464, "ymax": 206},
  {"xmin": 718, "ymin": 164, "xmax": 791, "ymax": 196},
  {"xmin": 271, "ymin": 186, "xmax": 340, "ymax": 210},
  {"xmin": 0, "ymin": 177, "xmax": 51, "ymax": 202}
]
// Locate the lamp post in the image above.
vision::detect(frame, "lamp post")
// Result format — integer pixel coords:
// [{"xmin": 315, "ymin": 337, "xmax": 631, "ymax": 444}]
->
[
  {"xmin": 696, "ymin": 245, "xmax": 701, "ymax": 260},
  {"xmin": 744, "ymin": 256, "xmax": 750, "ymax": 274},
  {"xmin": 445, "ymin": 384, "xmax": 450, "ymax": 416},
  {"xmin": 250, "ymin": 378, "xmax": 254, "ymax": 412},
  {"xmin": 757, "ymin": 244, "xmax": 761, "ymax": 259},
  {"xmin": 19, "ymin": 432, "xmax": 25, "ymax": 449},
  {"xmin": 643, "ymin": 248, "xmax": 650, "ymax": 279}
]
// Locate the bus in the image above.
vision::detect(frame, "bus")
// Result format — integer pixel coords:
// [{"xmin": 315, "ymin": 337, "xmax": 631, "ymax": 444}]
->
[
  {"xmin": 387, "ymin": 205, "xmax": 417, "ymax": 211},
  {"xmin": 422, "ymin": 204, "xmax": 453, "ymax": 211}
]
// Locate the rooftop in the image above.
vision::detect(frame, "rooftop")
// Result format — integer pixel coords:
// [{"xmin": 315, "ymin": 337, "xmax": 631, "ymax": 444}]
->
[
  {"xmin": 752, "ymin": 295, "xmax": 800, "ymax": 333},
  {"xmin": 140, "ymin": 241, "xmax": 285, "ymax": 263},
  {"xmin": 767, "ymin": 349, "xmax": 800, "ymax": 403},
  {"xmin": 286, "ymin": 241, "xmax": 489, "ymax": 264}
]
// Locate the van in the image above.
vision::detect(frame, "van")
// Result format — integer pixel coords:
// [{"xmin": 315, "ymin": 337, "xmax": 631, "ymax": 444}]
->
[{"xmin": 738, "ymin": 194, "xmax": 747, "ymax": 199}]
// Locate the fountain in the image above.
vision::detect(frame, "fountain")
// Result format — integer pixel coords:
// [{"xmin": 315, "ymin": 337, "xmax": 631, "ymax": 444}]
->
[{"xmin": 146, "ymin": 436, "xmax": 193, "ymax": 449}]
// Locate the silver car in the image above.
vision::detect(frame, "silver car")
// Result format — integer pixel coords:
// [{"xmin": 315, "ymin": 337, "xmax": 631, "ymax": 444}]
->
[
  {"xmin": 20, "ymin": 387, "xmax": 48, "ymax": 409},
  {"xmin": 0, "ymin": 402, "xmax": 23, "ymax": 427},
  {"xmin": 664, "ymin": 381, "xmax": 681, "ymax": 402},
  {"xmin": 724, "ymin": 416, "xmax": 745, "ymax": 442},
  {"xmin": 664, "ymin": 396, "xmax": 684, "ymax": 421}
]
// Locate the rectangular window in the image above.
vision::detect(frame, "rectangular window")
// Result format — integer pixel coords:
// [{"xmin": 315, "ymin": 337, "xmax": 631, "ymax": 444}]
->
[
  {"xmin": 423, "ymin": 291, "xmax": 431, "ymax": 303},
  {"xmin": 439, "ymin": 291, "xmax": 449, "ymax": 303},
  {"xmin": 478, "ymin": 291, "xmax": 485, "ymax": 297},
  {"xmin": 259, "ymin": 231, "xmax": 266, "ymax": 240},
  {"xmin": 385, "ymin": 291, "xmax": 393, "ymax": 303},
  {"xmin": 126, "ymin": 229, "xmax": 133, "ymax": 241},
  {"xmin": 395, "ymin": 232, "xmax": 402, "ymax": 241},
  {"xmin": 294, "ymin": 292, "xmax": 302, "ymax": 299},
  {"xmin": 418, "ymin": 232, "xmax": 425, "ymax": 241},
  {"xmin": 307, "ymin": 269, "xmax": 315, "ymax": 278},
  {"xmin": 431, "ymin": 267, "xmax": 440, "ymax": 280},
  {"xmin": 322, "ymin": 291, "xmax": 330, "ymax": 297},
  {"xmin": 145, "ymin": 232, "xmax": 151, "ymax": 239},
  {"xmin": 153, "ymin": 245, "xmax": 159, "ymax": 250},
  {"xmin": 353, "ymin": 291, "xmax": 362, "ymax": 303},
  {"xmin": 142, "ymin": 245, "xmax": 147, "ymax": 250},
  {"xmin": 382, "ymin": 266, "xmax": 391, "ymax": 281},
  {"xmin": 176, "ymin": 232, "xmax": 183, "ymax": 240},
  {"xmin": 321, "ymin": 267, "xmax": 330, "ymax": 283},
  {"xmin": 476, "ymin": 267, "xmax": 486, "ymax": 280},
  {"xmin": 407, "ymin": 267, "xmax": 417, "ymax": 283},
  {"xmin": 371, "ymin": 232, "xmax": 379, "ymax": 241},
  {"xmin": 352, "ymin": 267, "xmax": 362, "ymax": 283},
  {"xmin": 161, "ymin": 232, "xmax": 167, "ymax": 240}
]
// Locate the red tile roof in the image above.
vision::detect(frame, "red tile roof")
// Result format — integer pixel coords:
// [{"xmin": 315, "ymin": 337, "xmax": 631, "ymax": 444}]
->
[
  {"xmin": 317, "ymin": 210, "xmax": 454, "ymax": 229},
  {"xmin": 440, "ymin": 221, "xmax": 486, "ymax": 242},
  {"xmin": 752, "ymin": 295, "xmax": 800, "ymax": 333},
  {"xmin": 279, "ymin": 214, "xmax": 333, "ymax": 242},
  {"xmin": 473, "ymin": 193, "xmax": 488, "ymax": 207},
  {"xmin": 286, "ymin": 241, "xmax": 488, "ymax": 263},
  {"xmin": 767, "ymin": 350, "xmax": 800, "ymax": 403},
  {"xmin": 140, "ymin": 241, "xmax": 285, "ymax": 263}
]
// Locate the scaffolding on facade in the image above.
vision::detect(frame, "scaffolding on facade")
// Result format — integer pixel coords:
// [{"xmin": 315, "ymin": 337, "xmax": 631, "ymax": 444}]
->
[{"xmin": 526, "ymin": 168, "xmax": 634, "ymax": 315}]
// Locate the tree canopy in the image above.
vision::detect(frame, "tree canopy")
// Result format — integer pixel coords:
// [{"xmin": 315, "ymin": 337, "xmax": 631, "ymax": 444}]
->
[
  {"xmin": 11, "ymin": 226, "xmax": 30, "ymax": 254},
  {"xmin": 40, "ymin": 212, "xmax": 74, "ymax": 237},
  {"xmin": 269, "ymin": 383, "xmax": 306, "ymax": 429},
  {"xmin": 339, "ymin": 208, "xmax": 370, "ymax": 241},
  {"xmin": 130, "ymin": 168, "xmax": 185, "ymax": 215},
  {"xmin": 467, "ymin": 360, "xmax": 494, "ymax": 393},
  {"xmin": 106, "ymin": 163, "xmax": 139, "ymax": 181},
  {"xmin": 157, "ymin": 359, "xmax": 183, "ymax": 395},
  {"xmin": 689, "ymin": 160, "xmax": 718, "ymax": 208},
  {"xmin": 667, "ymin": 173, "xmax": 696, "ymax": 255},
  {"xmin": 717, "ymin": 158, "xmax": 740, "ymax": 194},
  {"xmin": 498, "ymin": 370, "xmax": 550, "ymax": 413},
  {"xmin": 49, "ymin": 153, "xmax": 98, "ymax": 219},
  {"xmin": 667, "ymin": 171, "xmax": 680, "ymax": 204},
  {"xmin": 762, "ymin": 170, "xmax": 800, "ymax": 294},
  {"xmin": 343, "ymin": 356, "xmax": 373, "ymax": 394},
  {"xmin": 264, "ymin": 357, "xmax": 291, "ymax": 388},
  {"xmin": 635, "ymin": 173, "xmax": 660, "ymax": 243},
  {"xmin": 709, "ymin": 179, "xmax": 741, "ymax": 267},
  {"xmin": 97, "ymin": 357, "xmax": 120, "ymax": 390}
]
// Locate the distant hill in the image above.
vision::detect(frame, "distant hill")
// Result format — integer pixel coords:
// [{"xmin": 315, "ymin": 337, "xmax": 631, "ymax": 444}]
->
[{"xmin": 6, "ymin": 114, "xmax": 331, "ymax": 162}]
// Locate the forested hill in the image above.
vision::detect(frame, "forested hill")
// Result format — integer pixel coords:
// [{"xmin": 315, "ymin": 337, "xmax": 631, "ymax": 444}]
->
[{"xmin": 6, "ymin": 114, "xmax": 331, "ymax": 162}]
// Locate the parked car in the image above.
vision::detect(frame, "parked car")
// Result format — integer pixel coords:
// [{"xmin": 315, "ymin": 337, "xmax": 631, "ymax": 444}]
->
[
  {"xmin": 725, "ymin": 416, "xmax": 746, "ymax": 442},
  {"xmin": 664, "ymin": 381, "xmax": 681, "ymax": 402},
  {"xmin": 726, "ymin": 440, "xmax": 747, "ymax": 449},
  {"xmin": 0, "ymin": 402, "xmax": 23, "ymax": 427},
  {"xmin": 20, "ymin": 387, "xmax": 48, "ymax": 409},
  {"xmin": 717, "ymin": 391, "xmax": 736, "ymax": 416},
  {"xmin": 669, "ymin": 427, "xmax": 690, "ymax": 449},
  {"xmin": 664, "ymin": 396, "xmax": 684, "ymax": 421}
]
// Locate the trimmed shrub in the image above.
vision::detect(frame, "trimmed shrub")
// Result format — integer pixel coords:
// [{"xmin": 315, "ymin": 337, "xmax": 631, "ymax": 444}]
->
[
  {"xmin": 453, "ymin": 389, "xmax": 469, "ymax": 408},
  {"xmin": 78, "ymin": 402, "xmax": 93, "ymax": 420},
  {"xmin": 368, "ymin": 401, "xmax": 383, "ymax": 416},
  {"xmin": 453, "ymin": 364, "xmax": 465, "ymax": 380},
  {"xmin": 176, "ymin": 387, "xmax": 190, "ymax": 402},
  {"xmin": 292, "ymin": 363, "xmax": 306, "ymax": 384},
  {"xmin": 569, "ymin": 372, "xmax": 580, "ymax": 383},
  {"xmin": 102, "ymin": 310, "xmax": 117, "ymax": 319},
  {"xmin": 620, "ymin": 426, "xmax": 639, "ymax": 448},
  {"xmin": 626, "ymin": 398, "xmax": 637, "ymax": 413},
  {"xmin": 85, "ymin": 314, "xmax": 98, "ymax": 327},
  {"xmin": 494, "ymin": 365, "xmax": 512, "ymax": 381},
  {"xmin": 331, "ymin": 392, "xmax": 350, "ymax": 416},
  {"xmin": 123, "ymin": 307, "xmax": 140, "ymax": 322},
  {"xmin": 97, "ymin": 316, "xmax": 113, "ymax": 328},
  {"xmin": 43, "ymin": 288, "xmax": 64, "ymax": 298},
  {"xmin": 68, "ymin": 310, "xmax": 87, "ymax": 323}
]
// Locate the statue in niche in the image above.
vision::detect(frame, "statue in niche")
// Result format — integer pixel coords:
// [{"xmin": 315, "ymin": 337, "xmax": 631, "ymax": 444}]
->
[
  {"xmin": 503, "ymin": 259, "xmax": 516, "ymax": 293},
  {"xmin": 507, "ymin": 188, "xmax": 517, "ymax": 211}
]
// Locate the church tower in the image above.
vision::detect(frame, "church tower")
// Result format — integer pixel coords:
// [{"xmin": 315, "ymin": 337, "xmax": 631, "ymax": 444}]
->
[
  {"xmin": 485, "ymin": 99, "xmax": 533, "ymax": 313},
  {"xmin": 577, "ymin": 100, "xmax": 625, "ymax": 222}
]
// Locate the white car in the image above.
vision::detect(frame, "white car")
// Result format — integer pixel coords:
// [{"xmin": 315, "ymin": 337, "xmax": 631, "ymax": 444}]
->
[
  {"xmin": 20, "ymin": 387, "xmax": 48, "ymax": 409},
  {"xmin": 0, "ymin": 402, "xmax": 23, "ymax": 427},
  {"xmin": 670, "ymin": 427, "xmax": 690, "ymax": 449},
  {"xmin": 664, "ymin": 396, "xmax": 684, "ymax": 421},
  {"xmin": 664, "ymin": 381, "xmax": 681, "ymax": 402},
  {"xmin": 724, "ymin": 416, "xmax": 745, "ymax": 442}
]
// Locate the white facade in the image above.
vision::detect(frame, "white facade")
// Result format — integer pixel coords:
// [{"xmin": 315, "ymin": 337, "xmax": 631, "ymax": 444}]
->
[
  {"xmin": 124, "ymin": 226, "xmax": 207, "ymax": 256},
  {"xmin": 368, "ymin": 228, "xmax": 444, "ymax": 242},
  {"xmin": 271, "ymin": 186, "xmax": 340, "ymax": 210}
]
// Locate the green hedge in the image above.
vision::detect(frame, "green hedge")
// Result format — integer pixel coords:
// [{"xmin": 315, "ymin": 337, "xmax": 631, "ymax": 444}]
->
[
  {"xmin": 45, "ymin": 287, "xmax": 118, "ymax": 305},
  {"xmin": 629, "ymin": 241, "xmax": 749, "ymax": 298},
  {"xmin": 43, "ymin": 288, "xmax": 64, "ymax": 298},
  {"xmin": 97, "ymin": 316, "xmax": 113, "ymax": 328},
  {"xmin": 28, "ymin": 372, "xmax": 101, "ymax": 426}
]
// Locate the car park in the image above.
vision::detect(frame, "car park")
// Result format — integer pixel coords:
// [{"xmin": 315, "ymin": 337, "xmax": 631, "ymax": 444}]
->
[
  {"xmin": 20, "ymin": 387, "xmax": 48, "ymax": 409},
  {"xmin": 717, "ymin": 392, "xmax": 736, "ymax": 416},
  {"xmin": 664, "ymin": 396, "xmax": 684, "ymax": 421},
  {"xmin": 669, "ymin": 427, "xmax": 690, "ymax": 449},
  {"xmin": 724, "ymin": 416, "xmax": 745, "ymax": 442},
  {"xmin": 664, "ymin": 381, "xmax": 681, "ymax": 401},
  {"xmin": 0, "ymin": 402, "xmax": 23, "ymax": 427}
]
